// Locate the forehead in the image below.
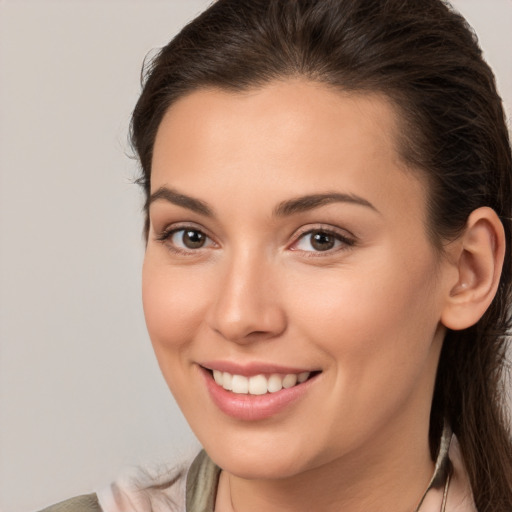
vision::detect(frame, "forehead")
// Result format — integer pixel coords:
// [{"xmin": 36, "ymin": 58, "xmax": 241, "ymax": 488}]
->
[
  {"xmin": 154, "ymin": 80, "xmax": 403, "ymax": 170},
  {"xmin": 151, "ymin": 80, "xmax": 428, "ymax": 225}
]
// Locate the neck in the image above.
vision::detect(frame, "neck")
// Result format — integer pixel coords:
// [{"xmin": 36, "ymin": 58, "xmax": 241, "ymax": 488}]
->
[{"xmin": 216, "ymin": 421, "xmax": 435, "ymax": 512}]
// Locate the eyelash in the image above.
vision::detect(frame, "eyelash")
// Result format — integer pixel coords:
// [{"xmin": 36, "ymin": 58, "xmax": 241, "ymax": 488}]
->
[
  {"xmin": 289, "ymin": 227, "xmax": 356, "ymax": 256},
  {"xmin": 155, "ymin": 224, "xmax": 356, "ymax": 256},
  {"xmin": 155, "ymin": 225, "xmax": 216, "ymax": 256}
]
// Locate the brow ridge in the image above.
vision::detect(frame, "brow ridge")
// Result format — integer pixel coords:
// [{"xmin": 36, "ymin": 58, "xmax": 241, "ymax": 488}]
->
[
  {"xmin": 148, "ymin": 188, "xmax": 377, "ymax": 218},
  {"xmin": 148, "ymin": 186, "xmax": 213, "ymax": 216},
  {"xmin": 273, "ymin": 192, "xmax": 377, "ymax": 217}
]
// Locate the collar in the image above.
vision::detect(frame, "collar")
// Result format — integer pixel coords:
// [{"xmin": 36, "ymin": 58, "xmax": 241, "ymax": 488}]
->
[
  {"xmin": 415, "ymin": 422, "xmax": 453, "ymax": 511},
  {"xmin": 186, "ymin": 450, "xmax": 221, "ymax": 512}
]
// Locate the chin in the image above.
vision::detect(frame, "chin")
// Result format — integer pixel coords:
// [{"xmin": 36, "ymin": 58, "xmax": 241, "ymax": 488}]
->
[
  {"xmin": 212, "ymin": 453, "xmax": 308, "ymax": 480},
  {"xmin": 200, "ymin": 433, "xmax": 323, "ymax": 480}
]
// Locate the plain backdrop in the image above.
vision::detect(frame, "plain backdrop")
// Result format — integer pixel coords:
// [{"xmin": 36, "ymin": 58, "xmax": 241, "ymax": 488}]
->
[{"xmin": 0, "ymin": 1, "xmax": 510, "ymax": 511}]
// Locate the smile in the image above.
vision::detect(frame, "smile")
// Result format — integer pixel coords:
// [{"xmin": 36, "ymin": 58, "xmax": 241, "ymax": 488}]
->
[
  {"xmin": 200, "ymin": 365, "xmax": 321, "ymax": 421},
  {"xmin": 212, "ymin": 370, "xmax": 311, "ymax": 395}
]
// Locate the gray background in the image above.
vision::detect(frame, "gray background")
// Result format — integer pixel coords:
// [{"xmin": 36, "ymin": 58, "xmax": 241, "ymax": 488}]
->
[{"xmin": 0, "ymin": 1, "xmax": 510, "ymax": 511}]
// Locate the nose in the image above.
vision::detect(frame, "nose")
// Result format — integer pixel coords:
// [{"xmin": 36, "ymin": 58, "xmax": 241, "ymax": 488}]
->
[{"xmin": 206, "ymin": 251, "xmax": 287, "ymax": 344}]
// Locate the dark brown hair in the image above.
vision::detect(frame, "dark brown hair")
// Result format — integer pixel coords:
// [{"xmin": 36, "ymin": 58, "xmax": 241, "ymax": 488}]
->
[{"xmin": 131, "ymin": 0, "xmax": 512, "ymax": 509}]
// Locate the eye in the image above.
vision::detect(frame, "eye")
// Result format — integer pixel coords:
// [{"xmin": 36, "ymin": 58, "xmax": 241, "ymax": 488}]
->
[
  {"xmin": 156, "ymin": 226, "xmax": 216, "ymax": 253},
  {"xmin": 170, "ymin": 228, "xmax": 211, "ymax": 249},
  {"xmin": 292, "ymin": 229, "xmax": 354, "ymax": 252}
]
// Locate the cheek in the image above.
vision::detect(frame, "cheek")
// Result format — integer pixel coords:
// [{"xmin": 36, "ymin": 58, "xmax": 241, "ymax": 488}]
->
[
  {"xmin": 142, "ymin": 255, "xmax": 209, "ymax": 353},
  {"xmin": 289, "ymin": 257, "xmax": 442, "ymax": 442},
  {"xmin": 291, "ymin": 248, "xmax": 442, "ymax": 376}
]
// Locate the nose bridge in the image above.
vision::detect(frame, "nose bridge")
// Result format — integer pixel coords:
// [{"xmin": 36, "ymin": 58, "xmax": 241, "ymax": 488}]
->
[{"xmin": 207, "ymin": 245, "xmax": 286, "ymax": 343}]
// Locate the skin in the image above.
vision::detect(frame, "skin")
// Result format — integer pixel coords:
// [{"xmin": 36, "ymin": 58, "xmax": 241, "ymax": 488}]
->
[{"xmin": 142, "ymin": 80, "xmax": 467, "ymax": 512}]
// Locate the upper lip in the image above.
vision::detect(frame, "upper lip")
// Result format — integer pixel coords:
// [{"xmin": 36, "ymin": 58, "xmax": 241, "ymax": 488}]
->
[{"xmin": 200, "ymin": 360, "xmax": 319, "ymax": 376}]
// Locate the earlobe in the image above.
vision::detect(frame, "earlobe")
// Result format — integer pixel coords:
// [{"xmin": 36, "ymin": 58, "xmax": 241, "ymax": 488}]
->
[{"xmin": 441, "ymin": 207, "xmax": 505, "ymax": 331}]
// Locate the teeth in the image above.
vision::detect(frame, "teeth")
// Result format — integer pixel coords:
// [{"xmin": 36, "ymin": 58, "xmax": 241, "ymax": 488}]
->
[
  {"xmin": 298, "ymin": 371, "xmax": 310, "ymax": 383},
  {"xmin": 282, "ymin": 373, "xmax": 297, "ymax": 388},
  {"xmin": 211, "ymin": 370, "xmax": 311, "ymax": 395},
  {"xmin": 222, "ymin": 372, "xmax": 233, "ymax": 391},
  {"xmin": 231, "ymin": 375, "xmax": 249, "ymax": 394},
  {"xmin": 249, "ymin": 375, "xmax": 268, "ymax": 395},
  {"xmin": 267, "ymin": 374, "xmax": 283, "ymax": 393}
]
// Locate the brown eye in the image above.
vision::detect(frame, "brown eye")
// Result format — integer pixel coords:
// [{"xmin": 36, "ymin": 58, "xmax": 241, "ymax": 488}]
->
[
  {"xmin": 169, "ymin": 228, "xmax": 210, "ymax": 250},
  {"xmin": 310, "ymin": 231, "xmax": 336, "ymax": 251},
  {"xmin": 292, "ymin": 228, "xmax": 354, "ymax": 253},
  {"xmin": 181, "ymin": 230, "xmax": 206, "ymax": 248}
]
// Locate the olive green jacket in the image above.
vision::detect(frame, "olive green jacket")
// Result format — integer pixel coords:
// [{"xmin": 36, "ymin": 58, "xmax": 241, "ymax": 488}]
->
[
  {"xmin": 39, "ymin": 494, "xmax": 102, "ymax": 512},
  {"xmin": 38, "ymin": 450, "xmax": 218, "ymax": 512}
]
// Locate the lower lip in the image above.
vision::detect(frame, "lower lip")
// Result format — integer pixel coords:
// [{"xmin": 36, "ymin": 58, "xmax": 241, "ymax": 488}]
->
[{"xmin": 199, "ymin": 366, "xmax": 318, "ymax": 421}]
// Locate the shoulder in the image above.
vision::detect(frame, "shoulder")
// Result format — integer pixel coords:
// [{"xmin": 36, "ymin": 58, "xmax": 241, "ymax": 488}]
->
[
  {"xmin": 38, "ymin": 493, "xmax": 102, "ymax": 512},
  {"xmin": 95, "ymin": 457, "xmax": 190, "ymax": 512},
  {"xmin": 37, "ymin": 451, "xmax": 217, "ymax": 512}
]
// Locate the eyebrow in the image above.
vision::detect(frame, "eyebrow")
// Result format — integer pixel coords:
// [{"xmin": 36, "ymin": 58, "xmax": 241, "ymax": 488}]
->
[
  {"xmin": 273, "ymin": 192, "xmax": 379, "ymax": 216},
  {"xmin": 148, "ymin": 187, "xmax": 378, "ymax": 218},
  {"xmin": 148, "ymin": 187, "xmax": 214, "ymax": 216}
]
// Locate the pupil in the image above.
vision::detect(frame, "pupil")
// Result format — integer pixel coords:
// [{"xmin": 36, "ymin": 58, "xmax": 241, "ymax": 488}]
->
[
  {"xmin": 183, "ymin": 230, "xmax": 205, "ymax": 249},
  {"xmin": 311, "ymin": 232, "xmax": 334, "ymax": 251}
]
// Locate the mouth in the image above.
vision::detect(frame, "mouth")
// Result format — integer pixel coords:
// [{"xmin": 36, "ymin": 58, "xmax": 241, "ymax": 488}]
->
[
  {"xmin": 206, "ymin": 368, "xmax": 321, "ymax": 395},
  {"xmin": 199, "ymin": 365, "xmax": 322, "ymax": 421}
]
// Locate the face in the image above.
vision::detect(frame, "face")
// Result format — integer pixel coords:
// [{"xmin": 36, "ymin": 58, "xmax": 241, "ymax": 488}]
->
[{"xmin": 143, "ymin": 81, "xmax": 452, "ymax": 480}]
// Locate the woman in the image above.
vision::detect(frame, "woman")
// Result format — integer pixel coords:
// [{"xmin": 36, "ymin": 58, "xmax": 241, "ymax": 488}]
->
[{"xmin": 41, "ymin": 0, "xmax": 512, "ymax": 511}]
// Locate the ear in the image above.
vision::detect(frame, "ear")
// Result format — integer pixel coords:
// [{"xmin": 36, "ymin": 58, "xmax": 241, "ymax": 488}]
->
[{"xmin": 441, "ymin": 207, "xmax": 506, "ymax": 331}]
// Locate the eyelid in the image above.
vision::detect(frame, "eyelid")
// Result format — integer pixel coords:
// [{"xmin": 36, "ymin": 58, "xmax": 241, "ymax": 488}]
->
[
  {"xmin": 153, "ymin": 221, "xmax": 355, "ymax": 255},
  {"xmin": 154, "ymin": 222, "xmax": 218, "ymax": 253},
  {"xmin": 155, "ymin": 220, "xmax": 212, "ymax": 239},
  {"xmin": 288, "ymin": 224, "xmax": 356, "ymax": 253}
]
